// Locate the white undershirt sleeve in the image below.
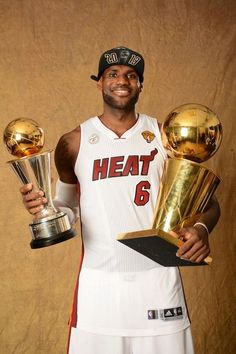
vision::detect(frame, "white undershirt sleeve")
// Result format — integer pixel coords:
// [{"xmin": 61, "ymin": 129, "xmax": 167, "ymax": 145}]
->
[{"xmin": 53, "ymin": 179, "xmax": 80, "ymax": 225}]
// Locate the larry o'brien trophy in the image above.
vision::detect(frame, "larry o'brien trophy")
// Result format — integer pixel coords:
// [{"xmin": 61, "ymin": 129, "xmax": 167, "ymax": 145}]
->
[
  {"xmin": 3, "ymin": 118, "xmax": 77, "ymax": 249},
  {"xmin": 118, "ymin": 103, "xmax": 222, "ymax": 266}
]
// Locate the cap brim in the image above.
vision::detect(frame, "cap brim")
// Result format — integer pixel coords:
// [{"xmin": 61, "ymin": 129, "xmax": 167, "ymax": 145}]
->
[{"xmin": 90, "ymin": 75, "xmax": 99, "ymax": 81}]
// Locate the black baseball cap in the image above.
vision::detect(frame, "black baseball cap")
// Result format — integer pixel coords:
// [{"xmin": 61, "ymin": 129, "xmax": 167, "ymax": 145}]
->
[{"xmin": 90, "ymin": 46, "xmax": 145, "ymax": 83}]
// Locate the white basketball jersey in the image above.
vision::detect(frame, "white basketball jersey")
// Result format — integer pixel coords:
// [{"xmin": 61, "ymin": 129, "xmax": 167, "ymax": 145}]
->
[{"xmin": 74, "ymin": 114, "xmax": 190, "ymax": 336}]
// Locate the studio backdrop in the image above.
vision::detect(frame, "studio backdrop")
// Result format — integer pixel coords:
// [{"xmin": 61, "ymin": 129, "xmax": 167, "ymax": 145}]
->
[{"xmin": 0, "ymin": 1, "xmax": 235, "ymax": 353}]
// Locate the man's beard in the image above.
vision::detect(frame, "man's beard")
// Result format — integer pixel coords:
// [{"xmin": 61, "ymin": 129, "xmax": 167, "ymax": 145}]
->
[{"xmin": 102, "ymin": 90, "xmax": 139, "ymax": 112}]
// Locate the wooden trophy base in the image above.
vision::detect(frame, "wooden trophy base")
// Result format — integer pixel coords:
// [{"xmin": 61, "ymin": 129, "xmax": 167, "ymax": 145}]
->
[{"xmin": 117, "ymin": 229, "xmax": 212, "ymax": 267}]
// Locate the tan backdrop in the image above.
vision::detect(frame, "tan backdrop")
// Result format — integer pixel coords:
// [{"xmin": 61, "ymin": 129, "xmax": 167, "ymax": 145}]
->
[{"xmin": 0, "ymin": 1, "xmax": 235, "ymax": 353}]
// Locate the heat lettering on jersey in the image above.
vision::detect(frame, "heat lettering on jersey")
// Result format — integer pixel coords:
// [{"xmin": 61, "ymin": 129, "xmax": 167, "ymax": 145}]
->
[{"xmin": 92, "ymin": 148, "xmax": 158, "ymax": 181}]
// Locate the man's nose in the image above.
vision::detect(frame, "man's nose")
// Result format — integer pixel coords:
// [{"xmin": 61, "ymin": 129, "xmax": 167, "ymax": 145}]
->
[{"xmin": 116, "ymin": 74, "xmax": 129, "ymax": 84}]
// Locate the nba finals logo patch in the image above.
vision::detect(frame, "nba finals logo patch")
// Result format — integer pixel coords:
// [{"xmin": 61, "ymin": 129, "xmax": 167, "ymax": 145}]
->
[{"xmin": 141, "ymin": 131, "xmax": 155, "ymax": 143}]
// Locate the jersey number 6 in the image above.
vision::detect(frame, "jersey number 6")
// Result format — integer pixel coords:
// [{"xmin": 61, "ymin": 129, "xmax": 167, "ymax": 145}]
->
[{"xmin": 134, "ymin": 181, "xmax": 151, "ymax": 206}]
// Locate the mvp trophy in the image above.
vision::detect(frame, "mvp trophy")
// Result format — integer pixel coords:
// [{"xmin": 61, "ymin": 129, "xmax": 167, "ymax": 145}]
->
[
  {"xmin": 3, "ymin": 118, "xmax": 77, "ymax": 249},
  {"xmin": 118, "ymin": 103, "xmax": 222, "ymax": 266}
]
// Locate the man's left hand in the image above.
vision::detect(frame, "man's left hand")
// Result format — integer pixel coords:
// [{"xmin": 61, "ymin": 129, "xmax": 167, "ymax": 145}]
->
[{"xmin": 175, "ymin": 225, "xmax": 210, "ymax": 263}]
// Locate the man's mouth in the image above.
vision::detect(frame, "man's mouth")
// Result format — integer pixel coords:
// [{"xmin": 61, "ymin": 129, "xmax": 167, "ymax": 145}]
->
[{"xmin": 112, "ymin": 88, "xmax": 131, "ymax": 96}]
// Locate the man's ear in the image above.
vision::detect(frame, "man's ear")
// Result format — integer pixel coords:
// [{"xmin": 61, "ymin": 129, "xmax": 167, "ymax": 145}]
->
[{"xmin": 97, "ymin": 78, "xmax": 103, "ymax": 91}]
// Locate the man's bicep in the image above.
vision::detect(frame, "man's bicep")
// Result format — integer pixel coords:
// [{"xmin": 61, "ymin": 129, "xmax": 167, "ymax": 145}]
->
[{"xmin": 54, "ymin": 134, "xmax": 78, "ymax": 184}]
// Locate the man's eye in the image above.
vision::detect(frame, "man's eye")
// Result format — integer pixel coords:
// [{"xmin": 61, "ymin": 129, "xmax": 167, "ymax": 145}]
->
[
  {"xmin": 108, "ymin": 72, "xmax": 117, "ymax": 78},
  {"xmin": 127, "ymin": 73, "xmax": 138, "ymax": 80}
]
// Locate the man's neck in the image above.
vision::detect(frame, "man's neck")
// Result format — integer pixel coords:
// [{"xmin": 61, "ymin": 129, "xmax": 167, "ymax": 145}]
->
[{"xmin": 99, "ymin": 107, "xmax": 138, "ymax": 137}]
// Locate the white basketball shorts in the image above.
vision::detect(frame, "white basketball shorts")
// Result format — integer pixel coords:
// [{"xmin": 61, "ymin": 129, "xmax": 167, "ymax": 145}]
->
[{"xmin": 68, "ymin": 326, "xmax": 195, "ymax": 354}]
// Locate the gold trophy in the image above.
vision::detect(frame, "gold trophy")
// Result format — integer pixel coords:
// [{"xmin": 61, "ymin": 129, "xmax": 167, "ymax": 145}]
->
[
  {"xmin": 3, "ymin": 118, "xmax": 77, "ymax": 249},
  {"xmin": 118, "ymin": 103, "xmax": 222, "ymax": 266}
]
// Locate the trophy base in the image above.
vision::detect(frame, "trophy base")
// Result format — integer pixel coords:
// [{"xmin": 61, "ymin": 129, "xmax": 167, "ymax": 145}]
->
[
  {"xmin": 118, "ymin": 229, "xmax": 212, "ymax": 267},
  {"xmin": 29, "ymin": 212, "xmax": 77, "ymax": 249},
  {"xmin": 30, "ymin": 228, "xmax": 76, "ymax": 249}
]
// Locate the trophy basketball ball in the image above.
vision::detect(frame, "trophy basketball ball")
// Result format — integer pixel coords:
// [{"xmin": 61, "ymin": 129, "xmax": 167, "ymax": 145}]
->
[
  {"xmin": 118, "ymin": 103, "xmax": 223, "ymax": 266},
  {"xmin": 3, "ymin": 118, "xmax": 76, "ymax": 249}
]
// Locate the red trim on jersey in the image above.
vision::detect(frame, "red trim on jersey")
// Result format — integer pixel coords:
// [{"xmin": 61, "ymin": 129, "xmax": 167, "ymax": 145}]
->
[{"xmin": 67, "ymin": 242, "xmax": 84, "ymax": 353}]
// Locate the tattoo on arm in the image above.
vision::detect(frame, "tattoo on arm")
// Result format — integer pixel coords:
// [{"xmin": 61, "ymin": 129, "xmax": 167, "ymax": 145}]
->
[{"xmin": 55, "ymin": 135, "xmax": 77, "ymax": 182}]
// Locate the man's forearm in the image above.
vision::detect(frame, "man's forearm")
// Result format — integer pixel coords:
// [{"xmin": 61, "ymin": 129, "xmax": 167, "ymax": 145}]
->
[{"xmin": 196, "ymin": 195, "xmax": 221, "ymax": 234}]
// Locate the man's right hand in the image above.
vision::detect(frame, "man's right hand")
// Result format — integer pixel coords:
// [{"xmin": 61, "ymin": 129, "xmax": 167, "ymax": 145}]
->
[{"xmin": 20, "ymin": 183, "xmax": 47, "ymax": 215}]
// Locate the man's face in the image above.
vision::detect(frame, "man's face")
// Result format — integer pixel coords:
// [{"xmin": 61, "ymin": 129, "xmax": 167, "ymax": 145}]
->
[{"xmin": 98, "ymin": 65, "xmax": 142, "ymax": 111}]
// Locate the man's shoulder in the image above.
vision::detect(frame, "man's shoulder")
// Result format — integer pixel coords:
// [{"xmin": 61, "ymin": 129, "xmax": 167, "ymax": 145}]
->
[
  {"xmin": 56, "ymin": 126, "xmax": 81, "ymax": 157},
  {"xmin": 59, "ymin": 116, "xmax": 97, "ymax": 144}
]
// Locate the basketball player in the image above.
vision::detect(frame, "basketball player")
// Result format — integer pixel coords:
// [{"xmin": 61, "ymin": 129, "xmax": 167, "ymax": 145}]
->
[{"xmin": 20, "ymin": 47, "xmax": 220, "ymax": 354}]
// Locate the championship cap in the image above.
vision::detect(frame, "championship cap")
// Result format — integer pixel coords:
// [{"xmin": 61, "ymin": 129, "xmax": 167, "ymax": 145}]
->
[{"xmin": 90, "ymin": 46, "xmax": 145, "ymax": 83}]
